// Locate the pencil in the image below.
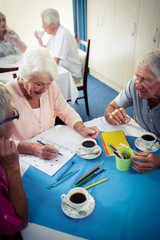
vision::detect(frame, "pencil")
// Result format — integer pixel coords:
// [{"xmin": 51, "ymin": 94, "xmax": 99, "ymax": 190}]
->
[
  {"xmin": 76, "ymin": 165, "xmax": 101, "ymax": 184},
  {"xmin": 119, "ymin": 143, "xmax": 130, "ymax": 149},
  {"xmin": 107, "ymin": 144, "xmax": 116, "ymax": 152},
  {"xmin": 47, "ymin": 169, "xmax": 79, "ymax": 189},
  {"xmin": 114, "ymin": 150, "xmax": 123, "ymax": 159},
  {"xmin": 84, "ymin": 178, "xmax": 109, "ymax": 190},
  {"xmin": 37, "ymin": 139, "xmax": 63, "ymax": 156},
  {"xmin": 57, "ymin": 161, "xmax": 75, "ymax": 181},
  {"xmin": 74, "ymin": 168, "xmax": 106, "ymax": 187}
]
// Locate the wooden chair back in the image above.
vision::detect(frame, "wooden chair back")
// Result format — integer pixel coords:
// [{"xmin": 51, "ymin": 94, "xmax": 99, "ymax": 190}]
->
[{"xmin": 75, "ymin": 38, "xmax": 91, "ymax": 115}]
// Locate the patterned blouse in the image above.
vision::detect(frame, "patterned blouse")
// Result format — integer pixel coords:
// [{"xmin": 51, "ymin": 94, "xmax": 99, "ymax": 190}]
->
[{"xmin": 0, "ymin": 30, "xmax": 22, "ymax": 57}]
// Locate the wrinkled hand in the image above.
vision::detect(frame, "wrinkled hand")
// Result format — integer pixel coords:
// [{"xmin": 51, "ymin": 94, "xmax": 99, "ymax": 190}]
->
[
  {"xmin": 108, "ymin": 108, "xmax": 130, "ymax": 125},
  {"xmin": 132, "ymin": 151, "xmax": 160, "ymax": 173},
  {"xmin": 0, "ymin": 138, "xmax": 19, "ymax": 169},
  {"xmin": 32, "ymin": 143, "xmax": 59, "ymax": 160},
  {"xmin": 79, "ymin": 126, "xmax": 99, "ymax": 139}
]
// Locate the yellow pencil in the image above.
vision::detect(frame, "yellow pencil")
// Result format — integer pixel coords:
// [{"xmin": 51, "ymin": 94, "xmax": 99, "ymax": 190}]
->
[{"xmin": 84, "ymin": 178, "xmax": 109, "ymax": 190}]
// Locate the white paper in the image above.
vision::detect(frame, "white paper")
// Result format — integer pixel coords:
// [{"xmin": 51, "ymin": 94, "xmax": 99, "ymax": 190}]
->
[{"xmin": 19, "ymin": 137, "xmax": 75, "ymax": 176}]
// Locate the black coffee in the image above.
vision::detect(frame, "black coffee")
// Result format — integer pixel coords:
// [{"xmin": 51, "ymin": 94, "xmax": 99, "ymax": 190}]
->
[
  {"xmin": 82, "ymin": 140, "xmax": 95, "ymax": 148},
  {"xmin": 70, "ymin": 193, "xmax": 86, "ymax": 204},
  {"xmin": 142, "ymin": 134, "xmax": 155, "ymax": 141}
]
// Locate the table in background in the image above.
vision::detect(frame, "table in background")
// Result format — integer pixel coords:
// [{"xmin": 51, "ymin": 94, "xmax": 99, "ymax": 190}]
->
[
  {"xmin": 0, "ymin": 55, "xmax": 21, "ymax": 71},
  {"xmin": 0, "ymin": 56, "xmax": 78, "ymax": 104},
  {"xmin": 20, "ymin": 117, "xmax": 160, "ymax": 240}
]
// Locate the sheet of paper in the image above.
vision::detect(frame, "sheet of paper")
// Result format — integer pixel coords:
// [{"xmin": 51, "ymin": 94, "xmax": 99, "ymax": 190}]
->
[{"xmin": 19, "ymin": 137, "xmax": 75, "ymax": 176}]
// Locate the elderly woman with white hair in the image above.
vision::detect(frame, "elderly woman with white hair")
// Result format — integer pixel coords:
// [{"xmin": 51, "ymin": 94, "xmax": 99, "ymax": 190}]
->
[
  {"xmin": 0, "ymin": 83, "xmax": 28, "ymax": 239},
  {"xmin": 34, "ymin": 8, "xmax": 82, "ymax": 79},
  {"xmin": 104, "ymin": 49, "xmax": 160, "ymax": 173},
  {"xmin": 6, "ymin": 46, "xmax": 99, "ymax": 158}
]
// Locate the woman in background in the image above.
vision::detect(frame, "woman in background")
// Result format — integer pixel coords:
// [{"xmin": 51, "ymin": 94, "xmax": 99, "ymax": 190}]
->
[
  {"xmin": 0, "ymin": 83, "xmax": 28, "ymax": 240},
  {"xmin": 0, "ymin": 12, "xmax": 26, "ymax": 58}
]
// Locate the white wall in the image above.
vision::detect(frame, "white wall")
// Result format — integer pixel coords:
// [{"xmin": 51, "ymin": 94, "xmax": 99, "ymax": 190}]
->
[{"xmin": 0, "ymin": 0, "xmax": 73, "ymax": 46}]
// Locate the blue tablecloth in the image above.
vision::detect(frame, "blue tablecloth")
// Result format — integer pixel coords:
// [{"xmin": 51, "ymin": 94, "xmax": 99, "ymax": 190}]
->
[{"xmin": 22, "ymin": 136, "xmax": 160, "ymax": 240}]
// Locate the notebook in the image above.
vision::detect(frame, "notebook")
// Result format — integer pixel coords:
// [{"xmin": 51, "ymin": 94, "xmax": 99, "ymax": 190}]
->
[{"xmin": 101, "ymin": 130, "xmax": 130, "ymax": 155}]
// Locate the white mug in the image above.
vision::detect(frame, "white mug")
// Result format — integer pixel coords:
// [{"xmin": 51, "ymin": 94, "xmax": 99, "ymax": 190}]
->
[{"xmin": 61, "ymin": 187, "xmax": 91, "ymax": 210}]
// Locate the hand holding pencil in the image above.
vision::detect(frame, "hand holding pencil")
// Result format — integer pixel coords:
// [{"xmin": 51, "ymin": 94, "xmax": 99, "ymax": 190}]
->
[{"xmin": 35, "ymin": 139, "xmax": 61, "ymax": 159}]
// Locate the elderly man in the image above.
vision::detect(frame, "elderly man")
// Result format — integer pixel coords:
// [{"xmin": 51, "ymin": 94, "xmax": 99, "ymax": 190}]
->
[
  {"xmin": 104, "ymin": 49, "xmax": 160, "ymax": 173},
  {"xmin": 34, "ymin": 8, "xmax": 82, "ymax": 79}
]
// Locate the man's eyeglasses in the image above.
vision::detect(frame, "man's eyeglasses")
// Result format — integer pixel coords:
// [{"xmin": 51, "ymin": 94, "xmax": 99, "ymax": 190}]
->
[
  {"xmin": 0, "ymin": 107, "xmax": 19, "ymax": 126},
  {"xmin": 135, "ymin": 76, "xmax": 152, "ymax": 85}
]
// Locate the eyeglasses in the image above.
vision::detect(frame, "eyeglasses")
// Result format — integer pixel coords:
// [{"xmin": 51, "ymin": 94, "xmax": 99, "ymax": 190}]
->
[
  {"xmin": 135, "ymin": 76, "xmax": 153, "ymax": 85},
  {"xmin": 0, "ymin": 107, "xmax": 19, "ymax": 126}
]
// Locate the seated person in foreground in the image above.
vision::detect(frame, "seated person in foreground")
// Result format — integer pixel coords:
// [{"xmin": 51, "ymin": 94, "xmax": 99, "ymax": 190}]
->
[
  {"xmin": 34, "ymin": 8, "xmax": 82, "ymax": 79},
  {"xmin": 6, "ymin": 46, "xmax": 99, "ymax": 158},
  {"xmin": 0, "ymin": 12, "xmax": 26, "ymax": 57},
  {"xmin": 0, "ymin": 83, "xmax": 28, "ymax": 239},
  {"xmin": 104, "ymin": 49, "xmax": 160, "ymax": 173}
]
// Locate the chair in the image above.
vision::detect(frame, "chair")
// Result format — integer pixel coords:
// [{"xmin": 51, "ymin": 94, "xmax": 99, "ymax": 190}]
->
[{"xmin": 74, "ymin": 39, "xmax": 91, "ymax": 115}]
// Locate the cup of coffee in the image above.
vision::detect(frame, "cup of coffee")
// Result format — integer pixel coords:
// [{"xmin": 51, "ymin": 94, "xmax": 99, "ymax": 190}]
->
[
  {"xmin": 139, "ymin": 132, "xmax": 157, "ymax": 149},
  {"xmin": 61, "ymin": 187, "xmax": 91, "ymax": 210},
  {"xmin": 79, "ymin": 138, "xmax": 97, "ymax": 154}
]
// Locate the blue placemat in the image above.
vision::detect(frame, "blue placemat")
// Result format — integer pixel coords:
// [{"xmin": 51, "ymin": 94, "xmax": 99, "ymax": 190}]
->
[{"xmin": 22, "ymin": 135, "xmax": 160, "ymax": 240}]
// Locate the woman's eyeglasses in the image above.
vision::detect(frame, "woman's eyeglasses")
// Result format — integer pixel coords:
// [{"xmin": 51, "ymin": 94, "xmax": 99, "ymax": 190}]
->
[{"xmin": 0, "ymin": 107, "xmax": 19, "ymax": 126}]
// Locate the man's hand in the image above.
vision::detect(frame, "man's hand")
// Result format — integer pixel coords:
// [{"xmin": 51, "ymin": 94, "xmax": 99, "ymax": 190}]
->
[
  {"xmin": 107, "ymin": 107, "xmax": 131, "ymax": 125},
  {"xmin": 132, "ymin": 151, "xmax": 160, "ymax": 173}
]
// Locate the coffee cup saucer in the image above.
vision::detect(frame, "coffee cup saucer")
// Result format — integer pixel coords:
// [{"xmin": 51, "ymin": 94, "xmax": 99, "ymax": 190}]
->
[
  {"xmin": 61, "ymin": 195, "xmax": 95, "ymax": 219},
  {"xmin": 134, "ymin": 138, "xmax": 159, "ymax": 152},
  {"xmin": 76, "ymin": 145, "xmax": 102, "ymax": 159}
]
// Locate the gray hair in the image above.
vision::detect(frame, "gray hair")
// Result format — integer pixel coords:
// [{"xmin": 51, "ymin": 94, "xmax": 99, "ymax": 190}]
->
[
  {"xmin": 41, "ymin": 8, "xmax": 60, "ymax": 27},
  {"xmin": 137, "ymin": 49, "xmax": 160, "ymax": 80},
  {"xmin": 18, "ymin": 46, "xmax": 58, "ymax": 82},
  {"xmin": 0, "ymin": 83, "xmax": 12, "ymax": 130}
]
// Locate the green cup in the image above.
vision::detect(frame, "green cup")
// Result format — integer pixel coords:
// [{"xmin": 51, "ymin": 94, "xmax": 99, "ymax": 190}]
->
[{"xmin": 115, "ymin": 147, "xmax": 133, "ymax": 171}]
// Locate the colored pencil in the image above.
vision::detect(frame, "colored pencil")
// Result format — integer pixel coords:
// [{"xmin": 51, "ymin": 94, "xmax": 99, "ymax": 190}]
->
[
  {"xmin": 76, "ymin": 165, "xmax": 101, "ymax": 184},
  {"xmin": 47, "ymin": 169, "xmax": 79, "ymax": 189},
  {"xmin": 74, "ymin": 168, "xmax": 106, "ymax": 187},
  {"xmin": 84, "ymin": 178, "xmax": 109, "ymax": 190}
]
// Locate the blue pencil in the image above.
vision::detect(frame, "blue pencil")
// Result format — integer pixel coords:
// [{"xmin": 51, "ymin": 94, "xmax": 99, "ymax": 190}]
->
[{"xmin": 56, "ymin": 161, "xmax": 75, "ymax": 181}]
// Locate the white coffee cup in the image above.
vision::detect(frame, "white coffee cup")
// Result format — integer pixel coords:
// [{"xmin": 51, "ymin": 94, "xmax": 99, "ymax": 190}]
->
[
  {"xmin": 139, "ymin": 132, "xmax": 157, "ymax": 148},
  {"xmin": 61, "ymin": 187, "xmax": 91, "ymax": 210},
  {"xmin": 79, "ymin": 138, "xmax": 97, "ymax": 154}
]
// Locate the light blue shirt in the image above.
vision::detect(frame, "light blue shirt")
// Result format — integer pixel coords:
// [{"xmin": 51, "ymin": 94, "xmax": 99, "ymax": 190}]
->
[{"xmin": 115, "ymin": 78, "xmax": 160, "ymax": 138}]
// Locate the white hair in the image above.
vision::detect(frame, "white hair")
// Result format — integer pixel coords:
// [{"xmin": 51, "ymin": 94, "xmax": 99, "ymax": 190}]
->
[
  {"xmin": 0, "ymin": 83, "xmax": 12, "ymax": 130},
  {"xmin": 41, "ymin": 8, "xmax": 60, "ymax": 27},
  {"xmin": 18, "ymin": 46, "xmax": 58, "ymax": 82},
  {"xmin": 137, "ymin": 49, "xmax": 160, "ymax": 80}
]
